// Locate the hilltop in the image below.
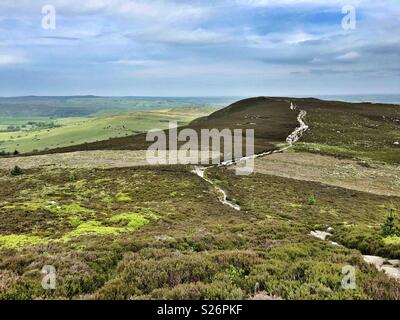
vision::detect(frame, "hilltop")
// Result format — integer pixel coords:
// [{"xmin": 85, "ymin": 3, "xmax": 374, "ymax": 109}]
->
[{"xmin": 34, "ymin": 96, "xmax": 400, "ymax": 164}]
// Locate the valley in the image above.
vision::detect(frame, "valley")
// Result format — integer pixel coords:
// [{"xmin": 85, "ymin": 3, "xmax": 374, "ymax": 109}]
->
[{"xmin": 0, "ymin": 96, "xmax": 230, "ymax": 154}]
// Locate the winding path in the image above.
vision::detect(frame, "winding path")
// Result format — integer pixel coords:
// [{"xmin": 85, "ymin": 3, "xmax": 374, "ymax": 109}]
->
[{"xmin": 192, "ymin": 102, "xmax": 309, "ymax": 210}]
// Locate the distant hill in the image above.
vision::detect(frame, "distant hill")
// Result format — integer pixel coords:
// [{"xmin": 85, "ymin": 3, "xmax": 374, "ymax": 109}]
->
[
  {"xmin": 0, "ymin": 96, "xmax": 237, "ymax": 118},
  {"xmin": 33, "ymin": 97, "xmax": 300, "ymax": 154},
  {"xmin": 36, "ymin": 96, "xmax": 400, "ymax": 164}
]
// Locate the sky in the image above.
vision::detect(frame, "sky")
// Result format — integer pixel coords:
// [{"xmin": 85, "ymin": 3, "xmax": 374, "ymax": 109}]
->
[{"xmin": 0, "ymin": 0, "xmax": 399, "ymax": 97}]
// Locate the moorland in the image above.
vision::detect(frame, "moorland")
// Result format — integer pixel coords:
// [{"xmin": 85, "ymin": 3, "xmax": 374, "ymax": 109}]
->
[{"xmin": 0, "ymin": 96, "xmax": 399, "ymax": 300}]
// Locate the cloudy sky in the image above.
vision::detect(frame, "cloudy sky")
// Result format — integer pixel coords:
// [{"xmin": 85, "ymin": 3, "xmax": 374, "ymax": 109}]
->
[{"xmin": 0, "ymin": 0, "xmax": 399, "ymax": 96}]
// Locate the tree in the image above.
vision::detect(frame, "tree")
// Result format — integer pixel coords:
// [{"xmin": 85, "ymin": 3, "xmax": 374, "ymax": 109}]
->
[
  {"xmin": 10, "ymin": 165, "xmax": 23, "ymax": 176},
  {"xmin": 382, "ymin": 208, "xmax": 399, "ymax": 237}
]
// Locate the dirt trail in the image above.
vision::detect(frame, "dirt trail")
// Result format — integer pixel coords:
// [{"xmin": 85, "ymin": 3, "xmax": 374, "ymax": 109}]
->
[
  {"xmin": 192, "ymin": 102, "xmax": 308, "ymax": 210},
  {"xmin": 193, "ymin": 166, "xmax": 241, "ymax": 211}
]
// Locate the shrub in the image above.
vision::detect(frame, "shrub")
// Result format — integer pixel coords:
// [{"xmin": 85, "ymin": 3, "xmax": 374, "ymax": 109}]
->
[
  {"xmin": 308, "ymin": 195, "xmax": 316, "ymax": 206},
  {"xmin": 13, "ymin": 150, "xmax": 19, "ymax": 155},
  {"xmin": 139, "ymin": 281, "xmax": 244, "ymax": 300},
  {"xmin": 10, "ymin": 165, "xmax": 23, "ymax": 176},
  {"xmin": 382, "ymin": 208, "xmax": 399, "ymax": 237}
]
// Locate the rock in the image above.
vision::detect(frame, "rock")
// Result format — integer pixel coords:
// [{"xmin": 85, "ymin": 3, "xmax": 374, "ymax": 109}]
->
[
  {"xmin": 327, "ymin": 227, "xmax": 334, "ymax": 232},
  {"xmin": 250, "ymin": 292, "xmax": 282, "ymax": 300},
  {"xmin": 154, "ymin": 235, "xmax": 174, "ymax": 241},
  {"xmin": 394, "ymin": 141, "xmax": 399, "ymax": 145},
  {"xmin": 388, "ymin": 259, "xmax": 400, "ymax": 267},
  {"xmin": 363, "ymin": 255, "xmax": 385, "ymax": 268},
  {"xmin": 380, "ymin": 265, "xmax": 400, "ymax": 281},
  {"xmin": 310, "ymin": 230, "xmax": 332, "ymax": 241}
]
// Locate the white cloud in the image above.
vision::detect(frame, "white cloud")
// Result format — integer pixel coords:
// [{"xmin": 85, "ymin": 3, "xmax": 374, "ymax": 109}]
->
[
  {"xmin": 127, "ymin": 27, "xmax": 234, "ymax": 45},
  {"xmin": 244, "ymin": 30, "xmax": 323, "ymax": 49},
  {"xmin": 336, "ymin": 51, "xmax": 360, "ymax": 61},
  {"xmin": 114, "ymin": 0, "xmax": 208, "ymax": 21},
  {"xmin": 0, "ymin": 0, "xmax": 398, "ymax": 95},
  {"xmin": 111, "ymin": 59, "xmax": 163, "ymax": 67},
  {"xmin": 0, "ymin": 53, "xmax": 28, "ymax": 65},
  {"xmin": 0, "ymin": 0, "xmax": 209, "ymax": 22},
  {"xmin": 310, "ymin": 58, "xmax": 325, "ymax": 64},
  {"xmin": 152, "ymin": 28, "xmax": 233, "ymax": 45},
  {"xmin": 236, "ymin": 0, "xmax": 361, "ymax": 6}
]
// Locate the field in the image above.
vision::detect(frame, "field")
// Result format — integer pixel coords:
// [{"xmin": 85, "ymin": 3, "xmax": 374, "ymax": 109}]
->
[
  {"xmin": 0, "ymin": 108, "xmax": 216, "ymax": 154},
  {"xmin": 0, "ymin": 96, "xmax": 235, "ymax": 118},
  {"xmin": 0, "ymin": 97, "xmax": 399, "ymax": 300}
]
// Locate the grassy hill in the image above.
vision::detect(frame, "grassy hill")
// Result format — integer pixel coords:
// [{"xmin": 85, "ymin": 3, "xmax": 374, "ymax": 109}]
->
[
  {"xmin": 0, "ymin": 96, "xmax": 234, "ymax": 154},
  {"xmin": 1, "ymin": 96, "xmax": 400, "ymax": 300},
  {"xmin": 37, "ymin": 97, "xmax": 400, "ymax": 165},
  {"xmin": 32, "ymin": 97, "xmax": 299, "ymax": 154},
  {"xmin": 0, "ymin": 96, "xmax": 235, "ymax": 117},
  {"xmin": 0, "ymin": 108, "xmax": 215, "ymax": 154}
]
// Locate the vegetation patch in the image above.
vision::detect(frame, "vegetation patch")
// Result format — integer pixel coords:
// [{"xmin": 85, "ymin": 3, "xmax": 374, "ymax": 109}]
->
[
  {"xmin": 334, "ymin": 224, "xmax": 400, "ymax": 259},
  {"xmin": 108, "ymin": 213, "xmax": 150, "ymax": 231},
  {"xmin": 64, "ymin": 221, "xmax": 122, "ymax": 238},
  {"xmin": 383, "ymin": 236, "xmax": 400, "ymax": 246},
  {"xmin": 0, "ymin": 234, "xmax": 47, "ymax": 249},
  {"xmin": 45, "ymin": 203, "xmax": 95, "ymax": 216},
  {"xmin": 299, "ymin": 102, "xmax": 400, "ymax": 165},
  {"xmin": 116, "ymin": 193, "xmax": 132, "ymax": 202},
  {"xmin": 1, "ymin": 160, "xmax": 400, "ymax": 299}
]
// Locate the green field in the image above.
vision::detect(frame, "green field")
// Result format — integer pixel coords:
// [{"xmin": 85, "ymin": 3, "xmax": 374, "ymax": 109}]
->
[
  {"xmin": 0, "ymin": 108, "xmax": 216, "ymax": 154},
  {"xmin": 0, "ymin": 96, "xmax": 235, "ymax": 118}
]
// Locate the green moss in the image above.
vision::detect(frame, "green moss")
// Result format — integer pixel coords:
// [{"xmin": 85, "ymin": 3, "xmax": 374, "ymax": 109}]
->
[
  {"xmin": 287, "ymin": 203, "xmax": 303, "ymax": 209},
  {"xmin": 137, "ymin": 208, "xmax": 159, "ymax": 220},
  {"xmin": 64, "ymin": 221, "xmax": 122, "ymax": 239},
  {"xmin": 68, "ymin": 216, "xmax": 83, "ymax": 227},
  {"xmin": 101, "ymin": 195, "xmax": 113, "ymax": 204},
  {"xmin": 0, "ymin": 234, "xmax": 47, "ymax": 249},
  {"xmin": 383, "ymin": 236, "xmax": 400, "ymax": 245},
  {"xmin": 1, "ymin": 204, "xmax": 16, "ymax": 209},
  {"xmin": 46, "ymin": 203, "xmax": 95, "ymax": 215},
  {"xmin": 63, "ymin": 210, "xmax": 155, "ymax": 240},
  {"xmin": 19, "ymin": 200, "xmax": 95, "ymax": 216},
  {"xmin": 109, "ymin": 213, "xmax": 149, "ymax": 231},
  {"xmin": 116, "ymin": 193, "xmax": 132, "ymax": 202},
  {"xmin": 72, "ymin": 180, "xmax": 87, "ymax": 190},
  {"xmin": 39, "ymin": 185, "xmax": 63, "ymax": 198}
]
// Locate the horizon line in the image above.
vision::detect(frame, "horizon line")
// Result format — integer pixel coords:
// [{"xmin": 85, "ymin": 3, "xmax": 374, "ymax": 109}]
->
[{"xmin": 0, "ymin": 93, "xmax": 399, "ymax": 99}]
